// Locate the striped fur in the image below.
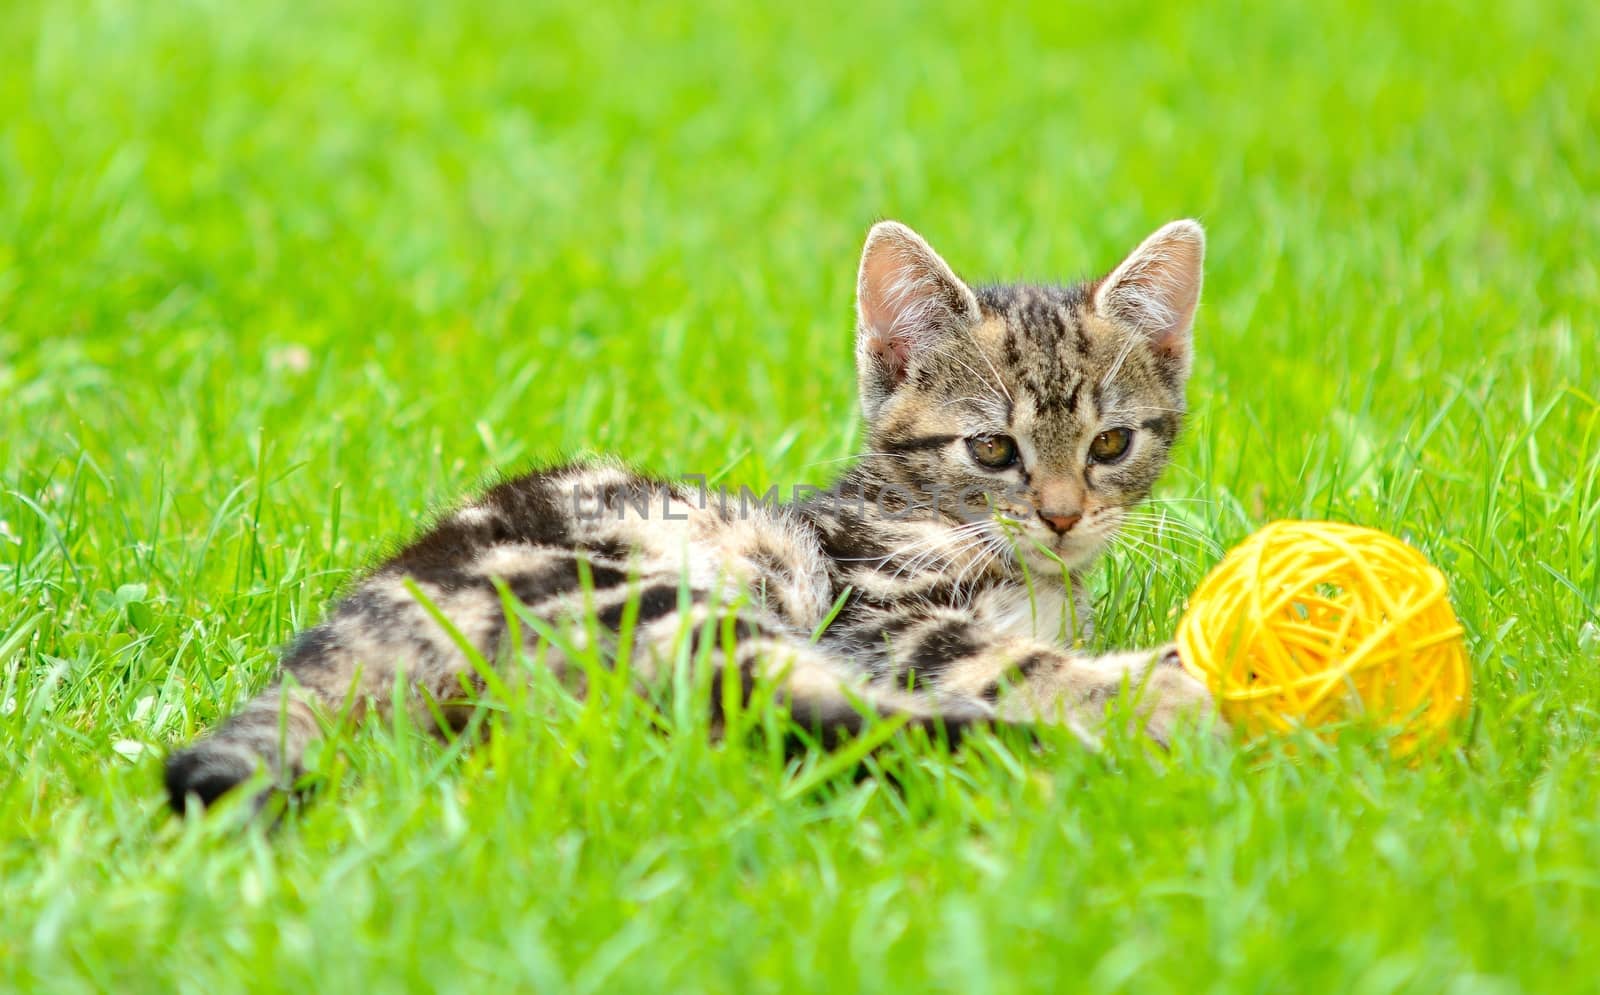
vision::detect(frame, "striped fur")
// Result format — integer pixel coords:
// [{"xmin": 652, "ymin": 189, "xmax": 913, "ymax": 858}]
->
[{"xmin": 165, "ymin": 219, "xmax": 1218, "ymax": 813}]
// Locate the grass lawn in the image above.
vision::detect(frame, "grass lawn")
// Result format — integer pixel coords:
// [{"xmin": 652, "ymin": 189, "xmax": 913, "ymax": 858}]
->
[{"xmin": 3, "ymin": 0, "xmax": 1599, "ymax": 990}]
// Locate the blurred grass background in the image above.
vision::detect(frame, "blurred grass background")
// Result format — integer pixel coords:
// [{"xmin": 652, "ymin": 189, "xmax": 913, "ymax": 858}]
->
[{"xmin": 1, "ymin": 0, "xmax": 1598, "ymax": 991}]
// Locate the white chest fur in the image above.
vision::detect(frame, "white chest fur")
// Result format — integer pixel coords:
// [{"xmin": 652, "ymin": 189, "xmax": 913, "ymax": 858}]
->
[{"xmin": 975, "ymin": 579, "xmax": 1093, "ymax": 647}]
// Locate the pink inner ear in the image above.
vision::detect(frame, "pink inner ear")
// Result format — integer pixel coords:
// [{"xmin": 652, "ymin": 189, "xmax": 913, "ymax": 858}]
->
[
  {"xmin": 1148, "ymin": 292, "xmax": 1195, "ymax": 359},
  {"xmin": 865, "ymin": 334, "xmax": 914, "ymax": 383},
  {"xmin": 857, "ymin": 242, "xmax": 929, "ymax": 383},
  {"xmin": 859, "ymin": 243, "xmax": 920, "ymax": 336}
]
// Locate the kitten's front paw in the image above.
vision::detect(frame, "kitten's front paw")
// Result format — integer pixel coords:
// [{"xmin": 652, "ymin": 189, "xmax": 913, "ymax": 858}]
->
[
  {"xmin": 1073, "ymin": 644, "xmax": 1225, "ymax": 748},
  {"xmin": 1135, "ymin": 645, "xmax": 1224, "ymax": 747}
]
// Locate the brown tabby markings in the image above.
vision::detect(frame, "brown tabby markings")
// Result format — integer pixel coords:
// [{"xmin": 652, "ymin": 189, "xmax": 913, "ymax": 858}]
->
[{"xmin": 165, "ymin": 219, "xmax": 1218, "ymax": 812}]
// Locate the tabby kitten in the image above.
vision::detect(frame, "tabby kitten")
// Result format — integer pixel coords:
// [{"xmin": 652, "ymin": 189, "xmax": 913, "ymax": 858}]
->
[{"xmin": 165, "ymin": 219, "xmax": 1217, "ymax": 812}]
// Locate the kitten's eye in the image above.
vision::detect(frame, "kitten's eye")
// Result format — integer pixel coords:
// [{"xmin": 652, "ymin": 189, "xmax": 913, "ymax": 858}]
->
[
  {"xmin": 967, "ymin": 434, "xmax": 1020, "ymax": 469},
  {"xmin": 1088, "ymin": 428, "xmax": 1133, "ymax": 464}
]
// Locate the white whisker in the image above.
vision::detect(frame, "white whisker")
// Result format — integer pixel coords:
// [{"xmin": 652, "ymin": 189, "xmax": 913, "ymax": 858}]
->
[
  {"xmin": 1115, "ymin": 520, "xmax": 1221, "ymax": 557},
  {"xmin": 1100, "ymin": 332, "xmax": 1142, "ymax": 388}
]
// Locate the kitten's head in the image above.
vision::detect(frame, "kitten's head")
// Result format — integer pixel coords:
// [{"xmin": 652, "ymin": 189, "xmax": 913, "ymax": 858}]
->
[{"xmin": 853, "ymin": 219, "xmax": 1203, "ymax": 573}]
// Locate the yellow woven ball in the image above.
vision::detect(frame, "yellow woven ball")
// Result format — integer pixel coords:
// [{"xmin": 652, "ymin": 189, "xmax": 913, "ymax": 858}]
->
[{"xmin": 1176, "ymin": 520, "xmax": 1471, "ymax": 752}]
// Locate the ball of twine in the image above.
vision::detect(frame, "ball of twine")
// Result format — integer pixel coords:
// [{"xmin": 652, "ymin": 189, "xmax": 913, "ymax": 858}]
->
[{"xmin": 1176, "ymin": 520, "xmax": 1471, "ymax": 752}]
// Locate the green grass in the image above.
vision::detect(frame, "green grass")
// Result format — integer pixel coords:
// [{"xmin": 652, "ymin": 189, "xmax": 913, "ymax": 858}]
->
[{"xmin": 3, "ymin": 0, "xmax": 1599, "ymax": 990}]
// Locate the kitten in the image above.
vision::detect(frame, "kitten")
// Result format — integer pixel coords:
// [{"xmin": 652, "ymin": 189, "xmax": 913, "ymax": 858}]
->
[{"xmin": 165, "ymin": 219, "xmax": 1217, "ymax": 813}]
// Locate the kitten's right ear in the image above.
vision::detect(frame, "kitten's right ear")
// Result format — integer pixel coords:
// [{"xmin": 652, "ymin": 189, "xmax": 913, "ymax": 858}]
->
[
  {"xmin": 1092, "ymin": 219, "xmax": 1205, "ymax": 381},
  {"xmin": 855, "ymin": 222, "xmax": 980, "ymax": 409}
]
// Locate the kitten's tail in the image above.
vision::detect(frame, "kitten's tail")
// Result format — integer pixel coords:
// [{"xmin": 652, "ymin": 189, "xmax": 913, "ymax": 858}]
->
[{"xmin": 164, "ymin": 683, "xmax": 321, "ymax": 814}]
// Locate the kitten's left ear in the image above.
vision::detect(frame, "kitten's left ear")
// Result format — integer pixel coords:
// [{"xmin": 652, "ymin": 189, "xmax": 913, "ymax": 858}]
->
[
  {"xmin": 855, "ymin": 221, "xmax": 981, "ymax": 408},
  {"xmin": 1093, "ymin": 219, "xmax": 1205, "ymax": 379}
]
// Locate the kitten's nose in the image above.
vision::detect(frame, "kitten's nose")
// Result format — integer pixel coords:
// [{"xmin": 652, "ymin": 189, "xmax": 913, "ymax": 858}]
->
[{"xmin": 1038, "ymin": 510, "xmax": 1082, "ymax": 535}]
